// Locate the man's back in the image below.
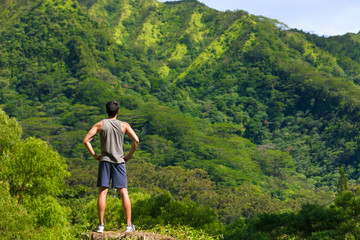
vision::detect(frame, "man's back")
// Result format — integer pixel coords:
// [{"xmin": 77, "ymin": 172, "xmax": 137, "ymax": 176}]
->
[{"xmin": 100, "ymin": 119, "xmax": 125, "ymax": 164}]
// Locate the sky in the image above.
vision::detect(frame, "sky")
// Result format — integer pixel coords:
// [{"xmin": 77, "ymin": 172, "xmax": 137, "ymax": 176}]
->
[{"xmin": 158, "ymin": 0, "xmax": 360, "ymax": 36}]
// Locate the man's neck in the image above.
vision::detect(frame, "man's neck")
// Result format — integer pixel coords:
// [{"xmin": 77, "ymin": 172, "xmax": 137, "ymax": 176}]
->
[{"xmin": 108, "ymin": 115, "xmax": 117, "ymax": 120}]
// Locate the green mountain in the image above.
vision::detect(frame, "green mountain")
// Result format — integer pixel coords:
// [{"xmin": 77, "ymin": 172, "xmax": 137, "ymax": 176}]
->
[{"xmin": 2, "ymin": 0, "xmax": 360, "ymax": 238}]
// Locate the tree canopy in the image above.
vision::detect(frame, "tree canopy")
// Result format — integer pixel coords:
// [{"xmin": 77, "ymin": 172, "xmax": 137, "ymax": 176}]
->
[{"xmin": 2, "ymin": 0, "xmax": 360, "ymax": 238}]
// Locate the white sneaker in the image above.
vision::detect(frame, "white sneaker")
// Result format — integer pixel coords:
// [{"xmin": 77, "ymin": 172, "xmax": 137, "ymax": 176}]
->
[
  {"xmin": 94, "ymin": 224, "xmax": 104, "ymax": 233},
  {"xmin": 125, "ymin": 224, "xmax": 135, "ymax": 232}
]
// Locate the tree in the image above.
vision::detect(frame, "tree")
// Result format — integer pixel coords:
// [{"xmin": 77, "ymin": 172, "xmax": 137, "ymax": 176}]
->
[
  {"xmin": 0, "ymin": 109, "xmax": 22, "ymax": 152},
  {"xmin": 337, "ymin": 166, "xmax": 349, "ymax": 195},
  {"xmin": 0, "ymin": 109, "xmax": 73, "ymax": 239},
  {"xmin": 1, "ymin": 137, "xmax": 70, "ymax": 203}
]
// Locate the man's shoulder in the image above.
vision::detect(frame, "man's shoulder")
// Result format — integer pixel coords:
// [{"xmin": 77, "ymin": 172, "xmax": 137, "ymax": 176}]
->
[
  {"xmin": 121, "ymin": 121, "xmax": 130, "ymax": 127},
  {"xmin": 94, "ymin": 120, "xmax": 103, "ymax": 128}
]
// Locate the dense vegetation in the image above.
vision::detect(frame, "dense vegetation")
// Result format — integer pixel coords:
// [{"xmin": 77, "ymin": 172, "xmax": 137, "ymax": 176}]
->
[{"xmin": 2, "ymin": 0, "xmax": 360, "ymax": 238}]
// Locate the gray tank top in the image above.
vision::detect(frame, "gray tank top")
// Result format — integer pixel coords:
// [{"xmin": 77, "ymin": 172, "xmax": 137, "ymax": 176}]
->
[{"xmin": 100, "ymin": 119, "xmax": 125, "ymax": 164}]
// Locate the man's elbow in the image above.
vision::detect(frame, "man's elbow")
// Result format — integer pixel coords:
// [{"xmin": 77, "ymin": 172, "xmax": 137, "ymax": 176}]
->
[{"xmin": 134, "ymin": 139, "xmax": 140, "ymax": 147}]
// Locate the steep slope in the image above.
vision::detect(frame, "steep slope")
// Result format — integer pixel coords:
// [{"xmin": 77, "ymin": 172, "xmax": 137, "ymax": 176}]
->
[
  {"xmin": 304, "ymin": 31, "xmax": 360, "ymax": 85},
  {"xmin": 2, "ymin": 0, "xmax": 360, "ymax": 216},
  {"xmin": 82, "ymin": 0, "xmax": 360, "ymax": 186}
]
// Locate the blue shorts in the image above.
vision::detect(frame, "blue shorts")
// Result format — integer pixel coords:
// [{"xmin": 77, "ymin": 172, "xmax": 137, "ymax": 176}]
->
[{"xmin": 97, "ymin": 161, "xmax": 127, "ymax": 189}]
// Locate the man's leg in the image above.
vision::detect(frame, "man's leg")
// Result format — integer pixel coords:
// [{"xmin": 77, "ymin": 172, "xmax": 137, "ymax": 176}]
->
[
  {"xmin": 98, "ymin": 186, "xmax": 109, "ymax": 225},
  {"xmin": 118, "ymin": 188, "xmax": 131, "ymax": 226}
]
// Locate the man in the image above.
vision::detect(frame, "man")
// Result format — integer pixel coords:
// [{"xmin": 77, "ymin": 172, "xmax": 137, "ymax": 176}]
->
[{"xmin": 83, "ymin": 100, "xmax": 139, "ymax": 233}]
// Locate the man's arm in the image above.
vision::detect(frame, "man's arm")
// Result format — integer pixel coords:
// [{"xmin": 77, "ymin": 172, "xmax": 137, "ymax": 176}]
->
[
  {"xmin": 122, "ymin": 122, "xmax": 139, "ymax": 162},
  {"xmin": 83, "ymin": 121, "xmax": 102, "ymax": 160}
]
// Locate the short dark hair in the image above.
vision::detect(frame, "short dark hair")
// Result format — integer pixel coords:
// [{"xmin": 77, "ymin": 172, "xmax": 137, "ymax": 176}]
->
[{"xmin": 106, "ymin": 101, "xmax": 120, "ymax": 117}]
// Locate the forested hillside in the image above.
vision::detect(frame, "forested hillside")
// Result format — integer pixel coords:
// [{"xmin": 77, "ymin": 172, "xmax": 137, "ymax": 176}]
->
[{"xmin": 2, "ymin": 0, "xmax": 360, "ymax": 238}]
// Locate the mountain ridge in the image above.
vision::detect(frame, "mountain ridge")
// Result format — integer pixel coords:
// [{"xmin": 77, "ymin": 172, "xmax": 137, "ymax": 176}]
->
[
  {"xmin": 1, "ymin": 0, "xmax": 357, "ymax": 193},
  {"xmin": 2, "ymin": 0, "xmax": 360, "ymax": 238}
]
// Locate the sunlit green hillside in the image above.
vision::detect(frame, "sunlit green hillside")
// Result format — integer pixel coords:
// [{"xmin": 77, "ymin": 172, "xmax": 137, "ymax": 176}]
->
[{"xmin": 2, "ymin": 0, "xmax": 360, "ymax": 238}]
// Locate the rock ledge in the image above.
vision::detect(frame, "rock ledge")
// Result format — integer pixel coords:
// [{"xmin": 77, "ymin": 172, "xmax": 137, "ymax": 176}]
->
[{"xmin": 81, "ymin": 231, "xmax": 177, "ymax": 240}]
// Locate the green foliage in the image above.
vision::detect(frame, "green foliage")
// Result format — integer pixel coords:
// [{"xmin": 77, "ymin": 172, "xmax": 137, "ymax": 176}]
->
[
  {"xmin": 0, "ymin": 182, "xmax": 35, "ymax": 240},
  {"xmin": 0, "ymin": 109, "xmax": 74, "ymax": 239},
  {"xmin": 149, "ymin": 224, "xmax": 222, "ymax": 240},
  {"xmin": 254, "ymin": 149, "xmax": 294, "ymax": 177},
  {"xmin": 132, "ymin": 191, "xmax": 219, "ymax": 231},
  {"xmin": 82, "ymin": 193, "xmax": 125, "ymax": 230},
  {"xmin": 1, "ymin": 137, "xmax": 69, "ymax": 202},
  {"xmin": 3, "ymin": 0, "xmax": 358, "ymax": 197},
  {"xmin": 75, "ymin": 77, "xmax": 119, "ymax": 107},
  {"xmin": 5, "ymin": 0, "xmax": 360, "ymax": 238},
  {"xmin": 23, "ymin": 195, "xmax": 71, "ymax": 228},
  {"xmin": 337, "ymin": 166, "xmax": 349, "ymax": 195},
  {"xmin": 223, "ymin": 190, "xmax": 360, "ymax": 239},
  {"xmin": 81, "ymin": 190, "xmax": 220, "ymax": 234},
  {"xmin": 0, "ymin": 182, "xmax": 74, "ymax": 239},
  {"xmin": 0, "ymin": 109, "xmax": 22, "ymax": 152}
]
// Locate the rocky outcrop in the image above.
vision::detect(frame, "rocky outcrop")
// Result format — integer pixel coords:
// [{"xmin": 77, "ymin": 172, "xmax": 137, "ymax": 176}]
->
[{"xmin": 81, "ymin": 231, "xmax": 177, "ymax": 240}]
